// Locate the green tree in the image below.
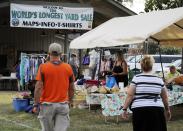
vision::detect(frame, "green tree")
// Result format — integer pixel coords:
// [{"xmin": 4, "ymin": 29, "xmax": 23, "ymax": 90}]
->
[
  {"xmin": 147, "ymin": 42, "xmax": 181, "ymax": 54},
  {"xmin": 160, "ymin": 47, "xmax": 181, "ymax": 54},
  {"xmin": 145, "ymin": 0, "xmax": 183, "ymax": 12},
  {"xmin": 145, "ymin": 0, "xmax": 182, "ymax": 55}
]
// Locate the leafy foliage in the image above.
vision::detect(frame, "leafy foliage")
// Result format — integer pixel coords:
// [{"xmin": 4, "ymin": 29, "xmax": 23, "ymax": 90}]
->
[
  {"xmin": 145, "ymin": 0, "xmax": 183, "ymax": 54},
  {"xmin": 148, "ymin": 43, "xmax": 181, "ymax": 54},
  {"xmin": 145, "ymin": 0, "xmax": 183, "ymax": 12},
  {"xmin": 161, "ymin": 47, "xmax": 181, "ymax": 54}
]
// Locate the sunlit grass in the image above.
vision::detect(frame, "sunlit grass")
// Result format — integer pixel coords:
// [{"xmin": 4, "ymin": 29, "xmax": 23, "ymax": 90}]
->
[{"xmin": 0, "ymin": 91, "xmax": 183, "ymax": 131}]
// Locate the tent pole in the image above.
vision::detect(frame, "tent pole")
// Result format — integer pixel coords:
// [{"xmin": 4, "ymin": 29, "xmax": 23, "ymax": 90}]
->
[
  {"xmin": 150, "ymin": 36, "xmax": 165, "ymax": 80},
  {"xmin": 144, "ymin": 40, "xmax": 148, "ymax": 54},
  {"xmin": 134, "ymin": 54, "xmax": 137, "ymax": 75},
  {"xmin": 78, "ymin": 49, "xmax": 82, "ymax": 78},
  {"xmin": 97, "ymin": 48, "xmax": 102, "ymax": 87},
  {"xmin": 64, "ymin": 32, "xmax": 68, "ymax": 62},
  {"xmin": 181, "ymin": 48, "xmax": 183, "ymax": 74},
  {"xmin": 158, "ymin": 42, "xmax": 165, "ymax": 80}
]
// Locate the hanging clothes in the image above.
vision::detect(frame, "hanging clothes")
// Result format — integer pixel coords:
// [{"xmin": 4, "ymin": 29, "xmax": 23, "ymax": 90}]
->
[
  {"xmin": 69, "ymin": 55, "xmax": 79, "ymax": 79},
  {"xmin": 20, "ymin": 55, "xmax": 27, "ymax": 86},
  {"xmin": 82, "ymin": 55, "xmax": 90, "ymax": 65},
  {"xmin": 88, "ymin": 50, "xmax": 99, "ymax": 80},
  {"xmin": 20, "ymin": 53, "xmax": 46, "ymax": 87},
  {"xmin": 24, "ymin": 58, "xmax": 30, "ymax": 83}
]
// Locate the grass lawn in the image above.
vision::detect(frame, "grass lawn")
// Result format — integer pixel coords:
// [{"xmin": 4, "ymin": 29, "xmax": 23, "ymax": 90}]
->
[{"xmin": 0, "ymin": 91, "xmax": 183, "ymax": 131}]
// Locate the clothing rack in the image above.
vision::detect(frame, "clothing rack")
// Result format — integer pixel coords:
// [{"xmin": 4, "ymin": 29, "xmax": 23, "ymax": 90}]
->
[
  {"xmin": 20, "ymin": 53, "xmax": 47, "ymax": 89},
  {"xmin": 21, "ymin": 53, "xmax": 47, "ymax": 57},
  {"xmin": 23, "ymin": 53, "xmax": 47, "ymax": 56}
]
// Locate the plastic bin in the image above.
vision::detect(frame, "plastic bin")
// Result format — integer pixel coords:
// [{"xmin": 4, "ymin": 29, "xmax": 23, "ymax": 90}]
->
[{"xmin": 12, "ymin": 98, "xmax": 29, "ymax": 112}]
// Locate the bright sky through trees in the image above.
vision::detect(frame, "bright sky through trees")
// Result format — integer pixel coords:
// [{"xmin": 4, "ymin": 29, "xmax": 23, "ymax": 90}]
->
[{"xmin": 119, "ymin": 0, "xmax": 146, "ymax": 14}]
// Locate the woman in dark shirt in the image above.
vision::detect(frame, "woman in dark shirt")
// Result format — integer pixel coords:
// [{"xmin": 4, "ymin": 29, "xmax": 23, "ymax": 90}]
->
[{"xmin": 112, "ymin": 52, "xmax": 128, "ymax": 87}]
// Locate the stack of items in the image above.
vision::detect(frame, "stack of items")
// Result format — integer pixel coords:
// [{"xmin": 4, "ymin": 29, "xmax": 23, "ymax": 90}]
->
[
  {"xmin": 73, "ymin": 85, "xmax": 88, "ymax": 109},
  {"xmin": 12, "ymin": 92, "xmax": 33, "ymax": 112},
  {"xmin": 86, "ymin": 76, "xmax": 124, "ymax": 94}
]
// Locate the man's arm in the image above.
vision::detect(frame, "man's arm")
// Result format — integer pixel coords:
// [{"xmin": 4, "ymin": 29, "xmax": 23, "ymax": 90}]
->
[
  {"xmin": 69, "ymin": 82, "xmax": 74, "ymax": 103},
  {"xmin": 34, "ymin": 80, "xmax": 43, "ymax": 105},
  {"xmin": 68, "ymin": 75, "xmax": 75, "ymax": 104}
]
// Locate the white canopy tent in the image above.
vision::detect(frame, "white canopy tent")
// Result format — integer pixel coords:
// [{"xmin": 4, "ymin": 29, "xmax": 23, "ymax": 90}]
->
[{"xmin": 70, "ymin": 7, "xmax": 183, "ymax": 49}]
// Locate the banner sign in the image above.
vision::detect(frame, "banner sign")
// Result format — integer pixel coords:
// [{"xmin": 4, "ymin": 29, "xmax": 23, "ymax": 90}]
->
[{"xmin": 10, "ymin": 3, "xmax": 93, "ymax": 30}]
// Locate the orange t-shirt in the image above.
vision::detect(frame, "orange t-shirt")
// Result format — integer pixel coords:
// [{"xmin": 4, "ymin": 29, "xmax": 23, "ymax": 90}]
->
[{"xmin": 36, "ymin": 62, "xmax": 74, "ymax": 103}]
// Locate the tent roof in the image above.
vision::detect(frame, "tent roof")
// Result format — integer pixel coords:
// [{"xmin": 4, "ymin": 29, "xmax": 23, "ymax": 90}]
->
[{"xmin": 70, "ymin": 7, "xmax": 183, "ymax": 49}]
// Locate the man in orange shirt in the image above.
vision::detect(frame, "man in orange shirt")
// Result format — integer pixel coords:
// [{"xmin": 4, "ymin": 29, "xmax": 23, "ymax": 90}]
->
[{"xmin": 33, "ymin": 43, "xmax": 74, "ymax": 131}]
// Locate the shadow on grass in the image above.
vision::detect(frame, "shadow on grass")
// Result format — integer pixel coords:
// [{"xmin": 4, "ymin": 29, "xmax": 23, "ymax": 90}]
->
[
  {"xmin": 0, "ymin": 103, "xmax": 41, "ymax": 130},
  {"xmin": 69, "ymin": 108, "xmax": 133, "ymax": 131},
  {"xmin": 1, "ymin": 92, "xmax": 183, "ymax": 131},
  {"xmin": 0, "ymin": 119, "xmax": 34, "ymax": 131},
  {"xmin": 170, "ymin": 105, "xmax": 183, "ymax": 121}
]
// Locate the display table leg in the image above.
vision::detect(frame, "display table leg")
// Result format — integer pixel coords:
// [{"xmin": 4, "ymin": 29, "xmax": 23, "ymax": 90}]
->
[{"xmin": 116, "ymin": 116, "xmax": 119, "ymax": 123}]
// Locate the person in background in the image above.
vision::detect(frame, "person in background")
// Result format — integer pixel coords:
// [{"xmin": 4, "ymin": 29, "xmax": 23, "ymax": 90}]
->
[
  {"xmin": 112, "ymin": 52, "xmax": 128, "ymax": 87},
  {"xmin": 109, "ymin": 57, "xmax": 114, "ymax": 71},
  {"xmin": 165, "ymin": 65, "xmax": 180, "ymax": 84},
  {"xmin": 33, "ymin": 43, "xmax": 75, "ymax": 131},
  {"xmin": 100, "ymin": 57, "xmax": 107, "ymax": 77},
  {"xmin": 14, "ymin": 60, "xmax": 21, "ymax": 91},
  {"xmin": 69, "ymin": 53, "xmax": 79, "ymax": 80},
  {"xmin": 122, "ymin": 55, "xmax": 171, "ymax": 131},
  {"xmin": 88, "ymin": 49, "xmax": 98, "ymax": 80}
]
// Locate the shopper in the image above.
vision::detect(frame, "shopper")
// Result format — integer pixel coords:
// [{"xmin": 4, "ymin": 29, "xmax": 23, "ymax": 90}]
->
[
  {"xmin": 14, "ymin": 60, "xmax": 21, "ymax": 91},
  {"xmin": 166, "ymin": 65, "xmax": 180, "ymax": 84},
  {"xmin": 122, "ymin": 55, "xmax": 171, "ymax": 131},
  {"xmin": 69, "ymin": 53, "xmax": 79, "ymax": 80},
  {"xmin": 33, "ymin": 43, "xmax": 75, "ymax": 131},
  {"xmin": 112, "ymin": 52, "xmax": 128, "ymax": 86}
]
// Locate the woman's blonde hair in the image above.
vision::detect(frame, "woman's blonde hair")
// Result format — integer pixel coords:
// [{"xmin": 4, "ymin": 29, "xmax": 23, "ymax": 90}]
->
[{"xmin": 140, "ymin": 55, "xmax": 154, "ymax": 72}]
